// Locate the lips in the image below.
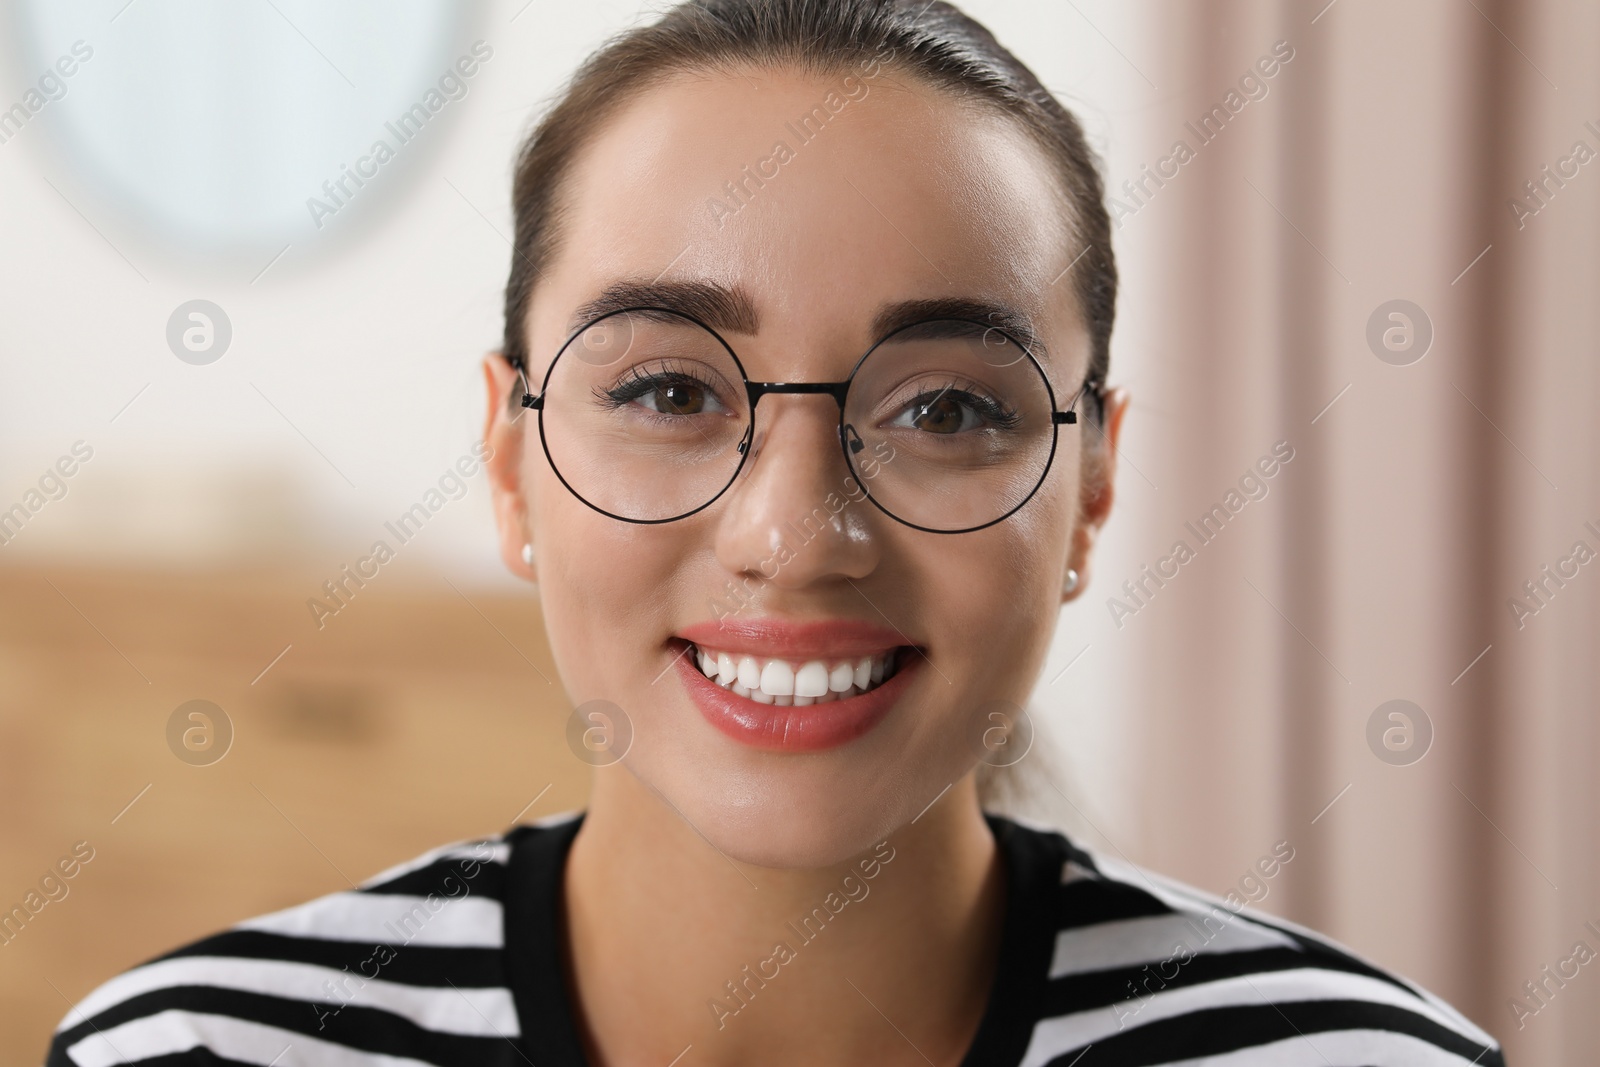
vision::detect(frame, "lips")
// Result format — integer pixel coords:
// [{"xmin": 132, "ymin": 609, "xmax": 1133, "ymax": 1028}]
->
[{"xmin": 672, "ymin": 617, "xmax": 920, "ymax": 750}]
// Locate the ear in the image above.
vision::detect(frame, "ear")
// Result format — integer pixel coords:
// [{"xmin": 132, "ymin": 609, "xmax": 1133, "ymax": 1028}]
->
[
  {"xmin": 482, "ymin": 353, "xmax": 538, "ymax": 583},
  {"xmin": 1062, "ymin": 386, "xmax": 1130, "ymax": 603}
]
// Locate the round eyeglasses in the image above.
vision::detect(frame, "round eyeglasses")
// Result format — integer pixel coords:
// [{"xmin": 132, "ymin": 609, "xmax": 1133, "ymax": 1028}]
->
[{"xmin": 518, "ymin": 306, "xmax": 1099, "ymax": 534}]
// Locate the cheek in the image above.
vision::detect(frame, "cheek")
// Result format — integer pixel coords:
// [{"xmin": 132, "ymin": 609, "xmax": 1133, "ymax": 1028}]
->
[
  {"xmin": 529, "ymin": 462, "xmax": 684, "ymax": 700},
  {"xmin": 1000, "ymin": 449, "xmax": 1078, "ymax": 582},
  {"xmin": 957, "ymin": 469, "xmax": 1076, "ymax": 669},
  {"xmin": 906, "ymin": 506, "xmax": 1069, "ymax": 716}
]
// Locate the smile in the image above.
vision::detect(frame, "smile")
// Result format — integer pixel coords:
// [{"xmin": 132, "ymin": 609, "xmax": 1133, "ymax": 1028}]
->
[
  {"xmin": 671, "ymin": 618, "xmax": 921, "ymax": 751},
  {"xmin": 687, "ymin": 644, "xmax": 904, "ymax": 705}
]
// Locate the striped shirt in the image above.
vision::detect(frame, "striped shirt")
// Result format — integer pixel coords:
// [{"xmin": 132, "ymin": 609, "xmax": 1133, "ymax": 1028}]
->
[{"xmin": 47, "ymin": 811, "xmax": 1506, "ymax": 1066}]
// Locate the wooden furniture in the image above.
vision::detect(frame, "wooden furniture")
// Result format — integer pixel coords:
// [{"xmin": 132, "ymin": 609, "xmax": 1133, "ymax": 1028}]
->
[{"xmin": 0, "ymin": 562, "xmax": 587, "ymax": 1062}]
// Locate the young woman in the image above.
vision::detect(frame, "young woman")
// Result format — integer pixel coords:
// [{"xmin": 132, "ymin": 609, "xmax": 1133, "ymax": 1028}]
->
[{"xmin": 49, "ymin": 1, "xmax": 1506, "ymax": 1064}]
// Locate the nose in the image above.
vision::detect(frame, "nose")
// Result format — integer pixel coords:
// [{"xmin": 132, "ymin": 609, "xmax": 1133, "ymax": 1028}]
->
[{"xmin": 713, "ymin": 395, "xmax": 880, "ymax": 588}]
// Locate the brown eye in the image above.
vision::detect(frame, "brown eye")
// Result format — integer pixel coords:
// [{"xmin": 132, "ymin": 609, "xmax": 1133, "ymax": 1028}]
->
[
  {"xmin": 653, "ymin": 381, "xmax": 707, "ymax": 415},
  {"xmin": 604, "ymin": 372, "xmax": 728, "ymax": 416},
  {"xmin": 911, "ymin": 396, "xmax": 966, "ymax": 434}
]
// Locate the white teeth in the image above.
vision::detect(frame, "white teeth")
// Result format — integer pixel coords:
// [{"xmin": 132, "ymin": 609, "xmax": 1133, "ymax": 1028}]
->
[
  {"xmin": 795, "ymin": 662, "xmax": 830, "ymax": 698},
  {"xmin": 690, "ymin": 644, "xmax": 901, "ymax": 702},
  {"xmin": 759, "ymin": 659, "xmax": 795, "ymax": 697},
  {"xmin": 828, "ymin": 662, "xmax": 855, "ymax": 693}
]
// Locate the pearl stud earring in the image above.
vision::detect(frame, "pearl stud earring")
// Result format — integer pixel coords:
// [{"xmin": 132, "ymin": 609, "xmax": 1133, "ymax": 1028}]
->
[
  {"xmin": 521, "ymin": 543, "xmax": 534, "ymax": 566},
  {"xmin": 1063, "ymin": 568, "xmax": 1080, "ymax": 595}
]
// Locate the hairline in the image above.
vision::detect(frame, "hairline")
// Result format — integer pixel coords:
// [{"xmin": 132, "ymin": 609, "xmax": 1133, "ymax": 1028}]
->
[{"xmin": 514, "ymin": 58, "xmax": 1090, "ymax": 360}]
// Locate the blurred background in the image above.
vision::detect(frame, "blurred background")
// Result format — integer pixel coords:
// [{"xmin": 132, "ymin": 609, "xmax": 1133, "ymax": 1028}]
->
[{"xmin": 1, "ymin": 0, "xmax": 1595, "ymax": 1063}]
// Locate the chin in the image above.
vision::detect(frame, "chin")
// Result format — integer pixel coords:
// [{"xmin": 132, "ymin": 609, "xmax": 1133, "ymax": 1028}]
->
[
  {"xmin": 692, "ymin": 784, "xmax": 907, "ymax": 870},
  {"xmin": 628, "ymin": 727, "xmax": 959, "ymax": 870}
]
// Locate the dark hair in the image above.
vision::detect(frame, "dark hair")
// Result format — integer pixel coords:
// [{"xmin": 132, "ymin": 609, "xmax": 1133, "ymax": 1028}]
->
[{"xmin": 501, "ymin": 0, "xmax": 1117, "ymax": 418}]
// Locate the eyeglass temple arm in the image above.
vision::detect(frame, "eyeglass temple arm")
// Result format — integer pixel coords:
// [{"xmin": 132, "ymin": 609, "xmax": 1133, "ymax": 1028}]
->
[
  {"xmin": 522, "ymin": 393, "xmax": 542, "ymax": 410},
  {"xmin": 1054, "ymin": 377, "xmax": 1108, "ymax": 424}
]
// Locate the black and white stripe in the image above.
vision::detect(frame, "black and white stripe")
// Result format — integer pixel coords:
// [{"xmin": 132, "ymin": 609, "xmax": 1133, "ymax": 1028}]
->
[
  {"xmin": 47, "ymin": 811, "xmax": 1504, "ymax": 1066},
  {"xmin": 1010, "ymin": 822, "xmax": 1504, "ymax": 1066},
  {"xmin": 46, "ymin": 817, "xmax": 575, "ymax": 1067}
]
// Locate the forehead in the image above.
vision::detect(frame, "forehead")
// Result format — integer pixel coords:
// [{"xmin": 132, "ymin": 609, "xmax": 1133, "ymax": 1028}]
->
[{"xmin": 531, "ymin": 65, "xmax": 1083, "ymax": 375}]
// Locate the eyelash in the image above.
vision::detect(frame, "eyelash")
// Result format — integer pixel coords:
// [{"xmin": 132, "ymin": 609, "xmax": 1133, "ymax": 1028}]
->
[
  {"xmin": 596, "ymin": 361, "xmax": 727, "ymax": 411},
  {"xmin": 900, "ymin": 379, "xmax": 1022, "ymax": 431}
]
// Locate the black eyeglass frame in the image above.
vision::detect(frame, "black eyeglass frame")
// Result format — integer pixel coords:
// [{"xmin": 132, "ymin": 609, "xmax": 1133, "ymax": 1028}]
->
[{"xmin": 519, "ymin": 305, "xmax": 1104, "ymax": 535}]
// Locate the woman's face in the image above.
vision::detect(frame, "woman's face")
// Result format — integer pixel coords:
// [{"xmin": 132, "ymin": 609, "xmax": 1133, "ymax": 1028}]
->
[{"xmin": 487, "ymin": 66, "xmax": 1121, "ymax": 867}]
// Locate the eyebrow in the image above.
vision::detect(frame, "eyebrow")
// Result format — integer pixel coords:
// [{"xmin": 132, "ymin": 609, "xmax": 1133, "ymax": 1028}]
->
[
  {"xmin": 566, "ymin": 280, "xmax": 759, "ymax": 338},
  {"xmin": 870, "ymin": 297, "xmax": 1048, "ymax": 359},
  {"xmin": 565, "ymin": 280, "xmax": 1048, "ymax": 358}
]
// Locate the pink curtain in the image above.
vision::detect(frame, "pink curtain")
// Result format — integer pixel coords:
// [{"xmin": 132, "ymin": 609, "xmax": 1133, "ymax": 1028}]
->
[{"xmin": 1064, "ymin": 2, "xmax": 1600, "ymax": 1062}]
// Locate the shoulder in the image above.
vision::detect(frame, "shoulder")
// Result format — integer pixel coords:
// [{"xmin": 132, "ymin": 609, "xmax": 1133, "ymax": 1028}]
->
[
  {"xmin": 991, "ymin": 815, "xmax": 1507, "ymax": 1067},
  {"xmin": 45, "ymin": 814, "xmax": 578, "ymax": 1067}
]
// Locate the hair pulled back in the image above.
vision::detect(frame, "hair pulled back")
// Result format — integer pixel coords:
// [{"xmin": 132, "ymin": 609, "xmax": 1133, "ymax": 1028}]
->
[{"xmin": 501, "ymin": 0, "xmax": 1116, "ymax": 417}]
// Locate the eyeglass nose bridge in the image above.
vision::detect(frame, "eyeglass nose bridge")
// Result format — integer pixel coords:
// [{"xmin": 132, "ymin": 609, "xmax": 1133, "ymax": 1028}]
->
[
  {"xmin": 744, "ymin": 380, "xmax": 851, "ymax": 407},
  {"xmin": 737, "ymin": 380, "xmax": 854, "ymax": 457}
]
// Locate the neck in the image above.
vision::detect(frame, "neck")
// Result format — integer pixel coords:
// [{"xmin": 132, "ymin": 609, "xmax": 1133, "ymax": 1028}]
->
[{"xmin": 563, "ymin": 767, "xmax": 1004, "ymax": 1067}]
